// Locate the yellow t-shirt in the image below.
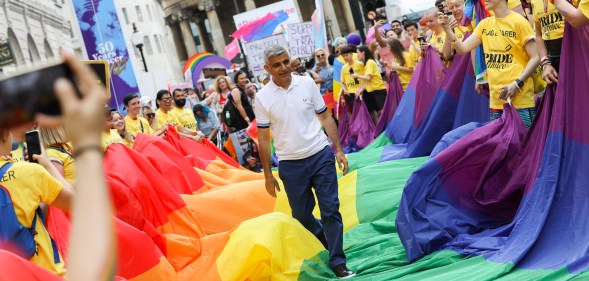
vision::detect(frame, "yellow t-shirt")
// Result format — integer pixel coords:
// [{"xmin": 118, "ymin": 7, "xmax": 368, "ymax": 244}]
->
[
  {"xmin": 155, "ymin": 108, "xmax": 182, "ymax": 131},
  {"xmin": 341, "ymin": 61, "xmax": 365, "ymax": 95},
  {"xmin": 124, "ymin": 115, "xmax": 153, "ymax": 137},
  {"xmin": 531, "ymin": 0, "xmax": 565, "ymax": 40},
  {"xmin": 101, "ymin": 129, "xmax": 124, "ymax": 150},
  {"xmin": 408, "ymin": 41, "xmax": 421, "ymax": 66},
  {"xmin": 170, "ymin": 107, "xmax": 198, "ymax": 131},
  {"xmin": 10, "ymin": 142, "xmax": 26, "ymax": 162},
  {"xmin": 429, "ymin": 31, "xmax": 446, "ymax": 53},
  {"xmin": 46, "ymin": 147, "xmax": 75, "ymax": 184},
  {"xmin": 474, "ymin": 12, "xmax": 536, "ymax": 110},
  {"xmin": 395, "ymin": 52, "xmax": 416, "ymax": 91},
  {"xmin": 454, "ymin": 26, "xmax": 468, "ymax": 42},
  {"xmin": 0, "ymin": 160, "xmax": 65, "ymax": 276},
  {"xmin": 364, "ymin": 59, "xmax": 386, "ymax": 92}
]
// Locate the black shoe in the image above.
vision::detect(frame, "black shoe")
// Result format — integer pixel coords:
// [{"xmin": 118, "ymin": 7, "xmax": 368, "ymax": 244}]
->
[{"xmin": 333, "ymin": 264, "xmax": 356, "ymax": 279}]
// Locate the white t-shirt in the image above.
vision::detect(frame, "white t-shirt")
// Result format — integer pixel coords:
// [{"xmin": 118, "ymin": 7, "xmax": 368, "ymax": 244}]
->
[{"xmin": 255, "ymin": 74, "xmax": 329, "ymax": 161}]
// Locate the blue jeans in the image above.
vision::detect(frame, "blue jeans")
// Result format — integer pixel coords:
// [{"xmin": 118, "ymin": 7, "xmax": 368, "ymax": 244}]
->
[{"xmin": 278, "ymin": 146, "xmax": 346, "ymax": 268}]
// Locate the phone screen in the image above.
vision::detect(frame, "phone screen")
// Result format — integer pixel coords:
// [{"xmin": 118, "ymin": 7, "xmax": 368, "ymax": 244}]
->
[
  {"xmin": 417, "ymin": 37, "xmax": 427, "ymax": 44},
  {"xmin": 25, "ymin": 130, "xmax": 41, "ymax": 163},
  {"xmin": 0, "ymin": 61, "xmax": 79, "ymax": 128}
]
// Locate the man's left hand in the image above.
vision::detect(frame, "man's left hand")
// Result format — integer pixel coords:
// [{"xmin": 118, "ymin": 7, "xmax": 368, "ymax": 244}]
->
[{"xmin": 336, "ymin": 151, "xmax": 348, "ymax": 175}]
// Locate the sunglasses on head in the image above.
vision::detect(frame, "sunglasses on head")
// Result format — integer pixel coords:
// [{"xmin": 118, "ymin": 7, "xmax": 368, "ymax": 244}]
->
[{"xmin": 146, "ymin": 113, "xmax": 155, "ymax": 118}]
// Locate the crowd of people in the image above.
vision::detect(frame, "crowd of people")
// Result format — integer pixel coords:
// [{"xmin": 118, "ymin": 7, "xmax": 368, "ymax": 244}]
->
[{"xmin": 0, "ymin": 0, "xmax": 587, "ymax": 279}]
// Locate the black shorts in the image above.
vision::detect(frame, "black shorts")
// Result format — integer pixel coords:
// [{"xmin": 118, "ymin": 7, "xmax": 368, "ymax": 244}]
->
[{"xmin": 364, "ymin": 89, "xmax": 387, "ymax": 113}]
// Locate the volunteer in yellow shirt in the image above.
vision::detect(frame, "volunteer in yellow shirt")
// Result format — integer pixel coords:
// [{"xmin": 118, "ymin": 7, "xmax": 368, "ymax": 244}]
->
[
  {"xmin": 404, "ymin": 21, "xmax": 422, "ymax": 66},
  {"xmin": 552, "ymin": 0, "xmax": 589, "ymax": 28},
  {"xmin": 155, "ymin": 90, "xmax": 205, "ymax": 141},
  {"xmin": 340, "ymin": 45, "xmax": 365, "ymax": 109},
  {"xmin": 441, "ymin": 0, "xmax": 471, "ymax": 61},
  {"xmin": 441, "ymin": 0, "xmax": 540, "ymax": 128},
  {"xmin": 353, "ymin": 45, "xmax": 387, "ymax": 124},
  {"xmin": 386, "ymin": 39, "xmax": 415, "ymax": 91},
  {"xmin": 101, "ymin": 110, "xmax": 124, "ymax": 150},
  {"xmin": 0, "ymin": 129, "xmax": 73, "ymax": 277},
  {"xmin": 112, "ymin": 112, "xmax": 134, "ymax": 148},
  {"xmin": 531, "ymin": 0, "xmax": 564, "ymax": 84},
  {"xmin": 39, "ymin": 126, "xmax": 76, "ymax": 184},
  {"xmin": 170, "ymin": 89, "xmax": 199, "ymax": 131},
  {"xmin": 424, "ymin": 8, "xmax": 449, "ymax": 65},
  {"xmin": 123, "ymin": 94, "xmax": 153, "ymax": 137}
]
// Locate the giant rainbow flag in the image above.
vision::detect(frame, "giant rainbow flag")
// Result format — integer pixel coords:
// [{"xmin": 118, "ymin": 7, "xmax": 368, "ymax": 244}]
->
[{"xmin": 1, "ymin": 20, "xmax": 588, "ymax": 281}]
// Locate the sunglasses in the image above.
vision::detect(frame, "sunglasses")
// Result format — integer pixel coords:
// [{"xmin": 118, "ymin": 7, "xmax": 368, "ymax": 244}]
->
[
  {"xmin": 162, "ymin": 98, "xmax": 173, "ymax": 103},
  {"xmin": 146, "ymin": 113, "xmax": 155, "ymax": 118},
  {"xmin": 316, "ymin": 53, "xmax": 325, "ymax": 58}
]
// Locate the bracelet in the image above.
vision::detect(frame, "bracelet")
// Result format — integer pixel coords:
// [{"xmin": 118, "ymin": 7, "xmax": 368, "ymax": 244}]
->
[
  {"xmin": 512, "ymin": 81, "xmax": 522, "ymax": 92},
  {"xmin": 73, "ymin": 145, "xmax": 103, "ymax": 158},
  {"xmin": 540, "ymin": 56, "xmax": 549, "ymax": 63}
]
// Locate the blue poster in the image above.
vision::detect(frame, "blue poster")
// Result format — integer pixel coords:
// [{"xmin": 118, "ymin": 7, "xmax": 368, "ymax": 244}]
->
[{"xmin": 73, "ymin": 0, "xmax": 140, "ymax": 111}]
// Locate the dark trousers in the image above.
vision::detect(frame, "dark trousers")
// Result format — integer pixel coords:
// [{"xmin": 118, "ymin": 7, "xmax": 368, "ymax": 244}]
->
[{"xmin": 278, "ymin": 146, "xmax": 346, "ymax": 268}]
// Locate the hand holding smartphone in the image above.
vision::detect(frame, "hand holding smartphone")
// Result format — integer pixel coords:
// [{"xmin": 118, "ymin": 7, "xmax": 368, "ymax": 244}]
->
[
  {"xmin": 25, "ymin": 130, "xmax": 42, "ymax": 164},
  {"xmin": 0, "ymin": 60, "xmax": 81, "ymax": 128}
]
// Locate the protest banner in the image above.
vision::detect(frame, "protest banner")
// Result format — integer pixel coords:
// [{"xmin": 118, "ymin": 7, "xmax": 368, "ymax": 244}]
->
[
  {"xmin": 243, "ymin": 34, "xmax": 288, "ymax": 76},
  {"xmin": 287, "ymin": 22, "xmax": 316, "ymax": 58}
]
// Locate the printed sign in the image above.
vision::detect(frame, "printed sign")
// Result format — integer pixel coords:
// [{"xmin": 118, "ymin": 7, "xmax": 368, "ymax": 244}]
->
[
  {"xmin": 72, "ymin": 0, "xmax": 140, "ymax": 112},
  {"xmin": 0, "ymin": 43, "xmax": 15, "ymax": 67},
  {"xmin": 287, "ymin": 22, "xmax": 316, "ymax": 58},
  {"xmin": 243, "ymin": 34, "xmax": 288, "ymax": 76}
]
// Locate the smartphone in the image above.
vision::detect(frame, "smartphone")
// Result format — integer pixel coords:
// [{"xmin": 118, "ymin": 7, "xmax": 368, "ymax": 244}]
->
[
  {"xmin": 0, "ymin": 60, "xmax": 80, "ymax": 128},
  {"xmin": 25, "ymin": 130, "xmax": 41, "ymax": 163},
  {"xmin": 417, "ymin": 36, "xmax": 428, "ymax": 45}
]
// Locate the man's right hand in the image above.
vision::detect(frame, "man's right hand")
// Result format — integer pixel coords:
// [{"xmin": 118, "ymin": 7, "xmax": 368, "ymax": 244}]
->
[{"xmin": 265, "ymin": 176, "xmax": 281, "ymax": 197}]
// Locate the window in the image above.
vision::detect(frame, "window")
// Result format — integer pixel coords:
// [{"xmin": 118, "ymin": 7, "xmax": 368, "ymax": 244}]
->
[
  {"xmin": 146, "ymin": 5, "xmax": 153, "ymax": 21},
  {"xmin": 121, "ymin": 8, "xmax": 129, "ymax": 24},
  {"xmin": 143, "ymin": 36, "xmax": 153, "ymax": 55},
  {"xmin": 154, "ymin": 35, "xmax": 162, "ymax": 53},
  {"xmin": 135, "ymin": 6, "xmax": 143, "ymax": 22}
]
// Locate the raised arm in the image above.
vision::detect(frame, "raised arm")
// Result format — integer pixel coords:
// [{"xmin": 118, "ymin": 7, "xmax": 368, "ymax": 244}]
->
[
  {"xmin": 440, "ymin": 13, "xmax": 481, "ymax": 55},
  {"xmin": 553, "ymin": 0, "xmax": 589, "ymax": 27}
]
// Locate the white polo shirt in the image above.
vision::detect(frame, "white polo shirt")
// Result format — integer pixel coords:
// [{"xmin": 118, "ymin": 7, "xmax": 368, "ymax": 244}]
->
[{"xmin": 255, "ymin": 74, "xmax": 329, "ymax": 161}]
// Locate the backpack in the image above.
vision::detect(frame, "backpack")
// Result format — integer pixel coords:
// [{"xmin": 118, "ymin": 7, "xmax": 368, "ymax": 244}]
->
[
  {"xmin": 221, "ymin": 90, "xmax": 256, "ymax": 131},
  {"xmin": 221, "ymin": 97, "xmax": 239, "ymax": 128},
  {"xmin": 0, "ymin": 163, "xmax": 38, "ymax": 259},
  {"xmin": 0, "ymin": 163, "xmax": 61, "ymax": 263}
]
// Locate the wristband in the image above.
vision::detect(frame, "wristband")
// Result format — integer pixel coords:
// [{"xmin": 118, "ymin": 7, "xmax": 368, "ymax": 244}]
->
[
  {"xmin": 73, "ymin": 145, "xmax": 103, "ymax": 158},
  {"xmin": 540, "ymin": 56, "xmax": 549, "ymax": 63}
]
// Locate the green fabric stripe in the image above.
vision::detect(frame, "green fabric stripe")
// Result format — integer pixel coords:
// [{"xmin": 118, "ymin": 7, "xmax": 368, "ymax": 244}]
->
[
  {"xmin": 298, "ymin": 156, "xmax": 585, "ymax": 280},
  {"xmin": 355, "ymin": 157, "xmax": 427, "ymax": 224},
  {"xmin": 347, "ymin": 133, "xmax": 393, "ymax": 173}
]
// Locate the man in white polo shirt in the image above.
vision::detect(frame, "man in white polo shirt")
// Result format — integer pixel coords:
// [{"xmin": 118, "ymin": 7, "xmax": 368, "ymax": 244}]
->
[{"xmin": 255, "ymin": 45, "xmax": 355, "ymax": 279}]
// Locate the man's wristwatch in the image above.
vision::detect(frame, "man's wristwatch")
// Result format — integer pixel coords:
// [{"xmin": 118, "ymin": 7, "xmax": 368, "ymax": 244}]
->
[{"xmin": 514, "ymin": 79, "xmax": 524, "ymax": 89}]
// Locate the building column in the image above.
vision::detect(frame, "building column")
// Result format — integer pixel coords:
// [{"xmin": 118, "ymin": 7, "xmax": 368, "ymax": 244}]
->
[
  {"xmin": 168, "ymin": 20, "xmax": 188, "ymax": 61},
  {"xmin": 179, "ymin": 16, "xmax": 198, "ymax": 56},
  {"xmin": 323, "ymin": 0, "xmax": 342, "ymax": 39},
  {"xmin": 340, "ymin": 0, "xmax": 356, "ymax": 34},
  {"xmin": 244, "ymin": 0, "xmax": 256, "ymax": 11},
  {"xmin": 207, "ymin": 9, "xmax": 226, "ymax": 55},
  {"xmin": 197, "ymin": 19, "xmax": 214, "ymax": 53}
]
